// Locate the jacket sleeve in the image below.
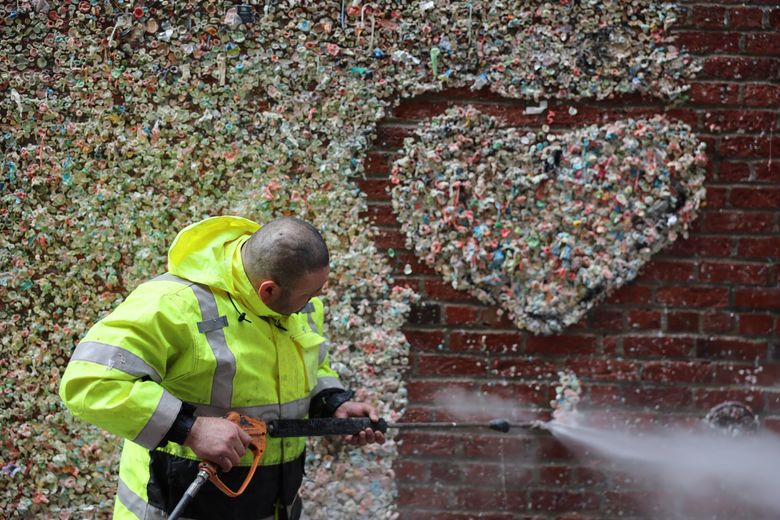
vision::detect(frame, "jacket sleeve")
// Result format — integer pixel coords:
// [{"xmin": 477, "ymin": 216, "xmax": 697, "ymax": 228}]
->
[{"xmin": 59, "ymin": 282, "xmax": 196, "ymax": 450}]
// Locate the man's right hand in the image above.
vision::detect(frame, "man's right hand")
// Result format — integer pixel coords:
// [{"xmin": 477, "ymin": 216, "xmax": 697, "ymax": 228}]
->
[{"xmin": 183, "ymin": 417, "xmax": 251, "ymax": 472}]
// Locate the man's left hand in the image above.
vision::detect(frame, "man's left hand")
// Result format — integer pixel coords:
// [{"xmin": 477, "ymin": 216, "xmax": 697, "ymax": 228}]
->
[{"xmin": 333, "ymin": 401, "xmax": 386, "ymax": 446}]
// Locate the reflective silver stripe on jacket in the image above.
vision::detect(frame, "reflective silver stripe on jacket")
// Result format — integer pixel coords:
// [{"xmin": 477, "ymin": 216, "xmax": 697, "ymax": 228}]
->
[
  {"xmin": 117, "ymin": 478, "xmax": 173, "ymax": 520},
  {"xmin": 133, "ymin": 389, "xmax": 181, "ymax": 450},
  {"xmin": 302, "ymin": 303, "xmax": 329, "ymax": 364},
  {"xmin": 70, "ymin": 341, "xmax": 162, "ymax": 383},
  {"xmin": 152, "ymin": 273, "xmax": 235, "ymax": 409},
  {"xmin": 312, "ymin": 376, "xmax": 345, "ymax": 396}
]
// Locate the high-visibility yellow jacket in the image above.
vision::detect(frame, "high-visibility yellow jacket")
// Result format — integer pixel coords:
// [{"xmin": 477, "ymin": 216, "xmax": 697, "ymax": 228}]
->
[{"xmin": 59, "ymin": 216, "xmax": 344, "ymax": 519}]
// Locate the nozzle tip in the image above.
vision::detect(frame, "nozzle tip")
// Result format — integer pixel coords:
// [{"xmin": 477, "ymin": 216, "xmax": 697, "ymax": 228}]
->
[{"xmin": 488, "ymin": 418, "xmax": 511, "ymax": 433}]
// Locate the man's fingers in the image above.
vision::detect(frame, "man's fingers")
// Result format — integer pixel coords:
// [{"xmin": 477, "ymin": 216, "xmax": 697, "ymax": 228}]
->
[{"xmin": 237, "ymin": 427, "xmax": 252, "ymax": 447}]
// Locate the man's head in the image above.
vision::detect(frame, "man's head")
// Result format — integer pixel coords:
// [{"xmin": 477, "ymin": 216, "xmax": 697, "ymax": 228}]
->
[{"xmin": 241, "ymin": 217, "xmax": 329, "ymax": 315}]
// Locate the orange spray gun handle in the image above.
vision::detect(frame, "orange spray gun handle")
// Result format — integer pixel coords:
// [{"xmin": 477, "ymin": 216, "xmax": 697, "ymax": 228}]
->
[{"xmin": 199, "ymin": 412, "xmax": 267, "ymax": 497}]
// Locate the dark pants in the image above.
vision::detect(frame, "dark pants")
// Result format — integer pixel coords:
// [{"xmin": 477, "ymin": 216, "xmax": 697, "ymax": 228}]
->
[{"xmin": 148, "ymin": 450, "xmax": 305, "ymax": 519}]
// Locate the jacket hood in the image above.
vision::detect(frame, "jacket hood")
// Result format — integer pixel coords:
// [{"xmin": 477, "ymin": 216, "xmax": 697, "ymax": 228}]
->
[{"xmin": 167, "ymin": 216, "xmax": 281, "ymax": 318}]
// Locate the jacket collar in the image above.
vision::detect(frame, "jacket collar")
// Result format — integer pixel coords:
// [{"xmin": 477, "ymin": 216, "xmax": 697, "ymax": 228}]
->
[{"xmin": 229, "ymin": 235, "xmax": 284, "ymax": 320}]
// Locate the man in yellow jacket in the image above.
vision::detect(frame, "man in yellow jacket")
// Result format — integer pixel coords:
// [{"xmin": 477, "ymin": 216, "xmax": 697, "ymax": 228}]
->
[{"xmin": 60, "ymin": 216, "xmax": 383, "ymax": 519}]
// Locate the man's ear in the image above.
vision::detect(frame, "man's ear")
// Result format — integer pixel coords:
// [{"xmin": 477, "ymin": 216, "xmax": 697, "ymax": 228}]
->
[{"xmin": 257, "ymin": 280, "xmax": 280, "ymax": 305}]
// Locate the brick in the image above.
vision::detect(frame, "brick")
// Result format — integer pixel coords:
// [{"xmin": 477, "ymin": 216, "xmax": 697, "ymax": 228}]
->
[
  {"xmin": 588, "ymin": 308, "xmax": 624, "ymax": 332},
  {"xmin": 691, "ymin": 6, "xmax": 727, "ymax": 28},
  {"xmin": 414, "ymin": 354, "xmax": 487, "ymax": 376},
  {"xmin": 444, "ymin": 305, "xmax": 479, "ymax": 325},
  {"xmin": 721, "ymin": 135, "xmax": 780, "ymax": 158},
  {"xmin": 604, "ymin": 492, "xmax": 646, "ymax": 517},
  {"xmin": 704, "ymin": 110, "xmax": 777, "ymax": 133},
  {"xmin": 693, "ymin": 389, "xmax": 765, "ymax": 412},
  {"xmin": 701, "ymin": 186, "xmax": 727, "ymax": 209},
  {"xmin": 538, "ymin": 466, "xmax": 572, "ymax": 487},
  {"xmin": 374, "ymin": 125, "xmax": 413, "ymax": 148},
  {"xmin": 627, "ymin": 309, "xmax": 662, "ymax": 330},
  {"xmin": 737, "ymin": 237, "xmax": 780, "ymax": 257},
  {"xmin": 478, "ymin": 382, "xmax": 549, "ymax": 407},
  {"xmin": 397, "ymin": 484, "xmax": 451, "ymax": 509},
  {"xmin": 662, "ymin": 235, "xmax": 730, "ymax": 257},
  {"xmin": 696, "ymin": 338, "xmax": 768, "ymax": 361},
  {"xmin": 744, "ymin": 84, "xmax": 780, "ymax": 107},
  {"xmin": 463, "ymin": 436, "xmax": 533, "ymax": 459},
  {"xmin": 745, "ymin": 32, "xmax": 780, "ymax": 55},
  {"xmin": 528, "ymin": 491, "xmax": 599, "ymax": 512},
  {"xmin": 655, "ymin": 287, "xmax": 729, "ymax": 308},
  {"xmin": 604, "ymin": 284, "xmax": 652, "ymax": 305},
  {"xmin": 756, "ymin": 160, "xmax": 780, "ymax": 181},
  {"xmin": 666, "ymin": 311, "xmax": 700, "ymax": 333},
  {"xmin": 764, "ymin": 418, "xmax": 780, "ymax": 435},
  {"xmin": 395, "ymin": 251, "xmax": 437, "ymax": 275},
  {"xmin": 638, "ymin": 260, "xmax": 696, "ymax": 282},
  {"xmin": 355, "ymin": 178, "xmax": 391, "ymax": 200},
  {"xmin": 490, "ymin": 358, "xmax": 557, "ymax": 380},
  {"xmin": 449, "ymin": 332, "xmax": 524, "ymax": 353},
  {"xmin": 465, "ymin": 463, "xmax": 533, "ymax": 490},
  {"xmin": 729, "ymin": 7, "xmax": 766, "ymax": 29},
  {"xmin": 536, "ymin": 437, "xmax": 578, "ymax": 461},
  {"xmin": 408, "ymin": 304, "xmax": 441, "ymax": 325},
  {"xmin": 361, "ymin": 204, "xmax": 396, "ymax": 225},
  {"xmin": 362, "ymin": 152, "xmax": 389, "ymax": 175},
  {"xmin": 525, "ymin": 335, "xmax": 597, "ymax": 356},
  {"xmin": 702, "ymin": 312, "xmax": 736, "ymax": 334},
  {"xmin": 688, "ymin": 82, "xmax": 741, "ymax": 106},
  {"xmin": 700, "ymin": 261, "xmax": 772, "ymax": 285},
  {"xmin": 700, "ymin": 210, "xmax": 775, "ymax": 233},
  {"xmin": 392, "ymin": 100, "xmax": 453, "ymax": 120},
  {"xmin": 739, "ymin": 313, "xmax": 775, "ymax": 335},
  {"xmin": 630, "ymin": 386, "xmax": 693, "ymax": 408},
  {"xmin": 735, "ymin": 288, "xmax": 780, "ymax": 310},
  {"xmin": 624, "ymin": 336, "xmax": 695, "ymax": 358},
  {"xmin": 563, "ymin": 358, "xmax": 639, "ymax": 382},
  {"xmin": 676, "ymin": 32, "xmax": 740, "ymax": 53},
  {"xmin": 406, "ymin": 380, "xmax": 475, "ymax": 403},
  {"xmin": 717, "ymin": 161, "xmax": 751, "ymax": 182},
  {"xmin": 641, "ymin": 361, "xmax": 713, "ymax": 384},
  {"xmin": 477, "ymin": 104, "xmax": 543, "ymax": 126},
  {"xmin": 373, "ymin": 228, "xmax": 406, "ymax": 248},
  {"xmin": 766, "ymin": 392, "xmax": 780, "ymax": 412},
  {"xmin": 396, "ymin": 432, "xmax": 457, "ymax": 456},
  {"xmin": 714, "ymin": 363, "xmax": 780, "ymax": 385},
  {"xmin": 586, "ymin": 384, "xmax": 625, "ymax": 406},
  {"xmin": 424, "ymin": 280, "xmax": 476, "ymax": 302},
  {"xmin": 455, "ymin": 488, "xmax": 507, "ymax": 510},
  {"xmin": 478, "ymin": 308, "xmax": 515, "ymax": 328},
  {"xmin": 701, "ymin": 56, "xmax": 779, "ymax": 81},
  {"xmin": 403, "ymin": 330, "xmax": 444, "ymax": 351},
  {"xmin": 400, "ymin": 407, "xmax": 436, "ymax": 422},
  {"xmin": 430, "ymin": 461, "xmax": 464, "ymax": 483},
  {"xmin": 393, "ymin": 459, "xmax": 429, "ymax": 481},
  {"xmin": 730, "ymin": 187, "xmax": 780, "ymax": 208}
]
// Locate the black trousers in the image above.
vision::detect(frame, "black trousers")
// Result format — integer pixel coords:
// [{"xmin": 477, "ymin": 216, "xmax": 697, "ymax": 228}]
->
[{"xmin": 147, "ymin": 450, "xmax": 305, "ymax": 519}]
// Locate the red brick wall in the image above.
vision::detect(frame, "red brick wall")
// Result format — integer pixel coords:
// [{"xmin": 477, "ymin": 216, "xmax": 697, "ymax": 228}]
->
[{"xmin": 361, "ymin": 2, "xmax": 780, "ymax": 518}]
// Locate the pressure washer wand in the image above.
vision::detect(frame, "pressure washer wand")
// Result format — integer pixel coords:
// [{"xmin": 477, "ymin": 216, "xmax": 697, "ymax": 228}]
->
[
  {"xmin": 386, "ymin": 418, "xmax": 547, "ymax": 432},
  {"xmin": 264, "ymin": 417, "xmax": 546, "ymax": 437}
]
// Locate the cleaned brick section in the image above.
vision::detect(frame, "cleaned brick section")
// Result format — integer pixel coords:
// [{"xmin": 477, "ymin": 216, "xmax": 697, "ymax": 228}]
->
[{"xmin": 378, "ymin": 10, "xmax": 780, "ymax": 519}]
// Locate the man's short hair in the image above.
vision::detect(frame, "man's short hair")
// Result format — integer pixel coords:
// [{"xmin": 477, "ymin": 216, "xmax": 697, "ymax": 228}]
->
[{"xmin": 243, "ymin": 217, "xmax": 329, "ymax": 289}]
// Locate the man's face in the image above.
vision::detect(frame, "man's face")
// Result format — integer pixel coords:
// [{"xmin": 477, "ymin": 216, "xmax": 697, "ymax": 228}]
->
[{"xmin": 270, "ymin": 266, "xmax": 329, "ymax": 315}]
